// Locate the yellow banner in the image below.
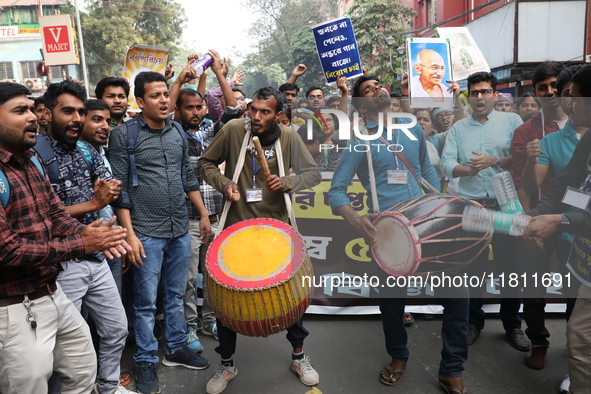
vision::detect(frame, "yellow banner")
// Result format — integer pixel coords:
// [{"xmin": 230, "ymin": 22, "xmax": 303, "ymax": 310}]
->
[
  {"xmin": 123, "ymin": 45, "xmax": 169, "ymax": 112},
  {"xmin": 19, "ymin": 28, "xmax": 40, "ymax": 34},
  {"xmin": 292, "ymin": 180, "xmax": 369, "ymax": 219}
]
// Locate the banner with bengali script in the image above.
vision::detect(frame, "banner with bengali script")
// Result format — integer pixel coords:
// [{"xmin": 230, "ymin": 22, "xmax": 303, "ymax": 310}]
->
[
  {"xmin": 123, "ymin": 44, "xmax": 169, "ymax": 112},
  {"xmin": 311, "ymin": 17, "xmax": 363, "ymax": 85},
  {"xmin": 294, "ymin": 179, "xmax": 572, "ymax": 314}
]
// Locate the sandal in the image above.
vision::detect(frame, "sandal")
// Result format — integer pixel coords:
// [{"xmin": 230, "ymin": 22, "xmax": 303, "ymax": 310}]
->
[
  {"xmin": 403, "ymin": 312, "xmax": 414, "ymax": 326},
  {"xmin": 422, "ymin": 313, "xmax": 435, "ymax": 320},
  {"xmin": 379, "ymin": 365, "xmax": 405, "ymax": 386},
  {"xmin": 438, "ymin": 377, "xmax": 467, "ymax": 394}
]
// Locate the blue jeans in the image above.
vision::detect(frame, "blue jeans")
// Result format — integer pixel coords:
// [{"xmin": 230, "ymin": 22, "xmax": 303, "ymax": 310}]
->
[
  {"xmin": 133, "ymin": 232, "xmax": 191, "ymax": 364},
  {"xmin": 380, "ymin": 289, "xmax": 469, "ymax": 377}
]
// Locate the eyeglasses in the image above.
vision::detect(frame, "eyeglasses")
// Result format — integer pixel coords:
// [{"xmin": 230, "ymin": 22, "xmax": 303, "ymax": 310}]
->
[
  {"xmin": 418, "ymin": 63, "xmax": 445, "ymax": 72},
  {"xmin": 469, "ymin": 89, "xmax": 494, "ymax": 97}
]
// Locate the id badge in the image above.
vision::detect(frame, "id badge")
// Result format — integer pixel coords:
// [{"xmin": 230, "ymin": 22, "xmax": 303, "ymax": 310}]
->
[
  {"xmin": 388, "ymin": 170, "xmax": 408, "ymax": 184},
  {"xmin": 246, "ymin": 188, "xmax": 263, "ymax": 202},
  {"xmin": 562, "ymin": 186, "xmax": 591, "ymax": 211}
]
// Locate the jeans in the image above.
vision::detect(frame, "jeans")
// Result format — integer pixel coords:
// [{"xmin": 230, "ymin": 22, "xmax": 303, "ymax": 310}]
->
[
  {"xmin": 185, "ymin": 218, "xmax": 218, "ymax": 327},
  {"xmin": 467, "ymin": 233, "xmax": 522, "ymax": 331},
  {"xmin": 56, "ymin": 258, "xmax": 127, "ymax": 394},
  {"xmin": 133, "ymin": 232, "xmax": 191, "ymax": 364},
  {"xmin": 380, "ymin": 287, "xmax": 469, "ymax": 377},
  {"xmin": 520, "ymin": 236, "xmax": 580, "ymax": 346},
  {"xmin": 215, "ymin": 318, "xmax": 309, "ymax": 360}
]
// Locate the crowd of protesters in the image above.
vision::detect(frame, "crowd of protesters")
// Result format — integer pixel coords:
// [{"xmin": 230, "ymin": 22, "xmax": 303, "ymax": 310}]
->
[{"xmin": 1, "ymin": 48, "xmax": 591, "ymax": 394}]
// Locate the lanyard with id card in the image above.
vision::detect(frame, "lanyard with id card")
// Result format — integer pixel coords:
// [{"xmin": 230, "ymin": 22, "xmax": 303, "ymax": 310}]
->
[{"xmin": 247, "ymin": 144, "xmax": 274, "ymax": 203}]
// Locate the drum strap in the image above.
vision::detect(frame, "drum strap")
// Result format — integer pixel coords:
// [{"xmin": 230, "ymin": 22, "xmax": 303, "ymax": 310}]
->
[
  {"xmin": 357, "ymin": 124, "xmax": 381, "ymax": 214},
  {"xmin": 375, "ymin": 135, "xmax": 439, "ymax": 194},
  {"xmin": 274, "ymin": 134, "xmax": 298, "ymax": 232},
  {"xmin": 216, "ymin": 124, "xmax": 253, "ymax": 238}
]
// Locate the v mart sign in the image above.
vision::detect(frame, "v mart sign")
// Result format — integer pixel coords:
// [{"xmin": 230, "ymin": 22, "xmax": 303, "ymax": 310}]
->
[{"xmin": 39, "ymin": 15, "xmax": 79, "ymax": 66}]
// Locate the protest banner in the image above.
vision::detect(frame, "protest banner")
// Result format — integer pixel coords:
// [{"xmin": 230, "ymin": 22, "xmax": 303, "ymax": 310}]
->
[
  {"xmin": 435, "ymin": 27, "xmax": 490, "ymax": 81},
  {"xmin": 293, "ymin": 178, "xmax": 570, "ymax": 314},
  {"xmin": 311, "ymin": 17, "xmax": 363, "ymax": 84},
  {"xmin": 123, "ymin": 44, "xmax": 169, "ymax": 112}
]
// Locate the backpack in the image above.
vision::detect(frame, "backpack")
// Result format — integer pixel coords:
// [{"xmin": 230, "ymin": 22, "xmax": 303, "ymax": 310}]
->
[
  {"xmin": 33, "ymin": 135, "xmax": 94, "ymax": 185},
  {"xmin": 125, "ymin": 118, "xmax": 190, "ymax": 192},
  {"xmin": 0, "ymin": 156, "xmax": 45, "ymax": 209}
]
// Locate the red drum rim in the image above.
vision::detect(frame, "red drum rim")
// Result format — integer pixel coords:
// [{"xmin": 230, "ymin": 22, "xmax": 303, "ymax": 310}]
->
[
  {"xmin": 207, "ymin": 218, "xmax": 306, "ymax": 290},
  {"xmin": 371, "ymin": 212, "xmax": 421, "ymax": 276}
]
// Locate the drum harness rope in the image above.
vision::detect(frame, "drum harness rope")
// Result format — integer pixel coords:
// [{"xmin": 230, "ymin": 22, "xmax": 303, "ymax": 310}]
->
[
  {"xmin": 358, "ymin": 123, "xmax": 439, "ymax": 219},
  {"xmin": 216, "ymin": 121, "xmax": 298, "ymax": 236}
]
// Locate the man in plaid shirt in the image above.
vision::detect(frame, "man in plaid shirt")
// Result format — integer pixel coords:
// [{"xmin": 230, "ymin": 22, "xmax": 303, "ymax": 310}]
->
[
  {"xmin": 173, "ymin": 60, "xmax": 242, "ymax": 350},
  {"xmin": 0, "ymin": 82, "xmax": 129, "ymax": 394}
]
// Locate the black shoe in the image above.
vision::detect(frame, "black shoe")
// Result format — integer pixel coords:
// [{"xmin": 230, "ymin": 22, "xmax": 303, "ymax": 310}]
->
[
  {"xmin": 136, "ymin": 362, "xmax": 160, "ymax": 394},
  {"xmin": 506, "ymin": 328, "xmax": 531, "ymax": 352},
  {"xmin": 162, "ymin": 344, "xmax": 210, "ymax": 370},
  {"xmin": 467, "ymin": 324, "xmax": 481, "ymax": 345}
]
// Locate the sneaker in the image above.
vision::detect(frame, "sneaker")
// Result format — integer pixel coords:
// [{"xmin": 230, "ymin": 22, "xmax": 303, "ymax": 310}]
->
[
  {"xmin": 559, "ymin": 374, "xmax": 570, "ymax": 394},
  {"xmin": 206, "ymin": 363, "xmax": 238, "ymax": 394},
  {"xmin": 135, "ymin": 362, "xmax": 160, "ymax": 394},
  {"xmin": 524, "ymin": 346, "xmax": 547, "ymax": 370},
  {"xmin": 186, "ymin": 327, "xmax": 204, "ymax": 353},
  {"xmin": 115, "ymin": 384, "xmax": 139, "ymax": 394},
  {"xmin": 290, "ymin": 355, "xmax": 319, "ymax": 386},
  {"xmin": 203, "ymin": 321, "xmax": 218, "ymax": 340},
  {"xmin": 162, "ymin": 344, "xmax": 210, "ymax": 370}
]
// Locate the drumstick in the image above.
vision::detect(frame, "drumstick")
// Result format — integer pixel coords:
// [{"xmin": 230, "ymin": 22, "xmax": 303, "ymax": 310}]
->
[{"xmin": 252, "ymin": 136, "xmax": 271, "ymax": 179}]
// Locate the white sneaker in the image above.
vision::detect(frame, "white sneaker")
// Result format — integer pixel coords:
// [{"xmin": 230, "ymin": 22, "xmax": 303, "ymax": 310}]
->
[
  {"xmin": 290, "ymin": 355, "xmax": 319, "ymax": 386},
  {"xmin": 94, "ymin": 384, "xmax": 138, "ymax": 394},
  {"xmin": 114, "ymin": 384, "xmax": 138, "ymax": 394},
  {"xmin": 206, "ymin": 363, "xmax": 238, "ymax": 394},
  {"xmin": 559, "ymin": 374, "xmax": 570, "ymax": 394}
]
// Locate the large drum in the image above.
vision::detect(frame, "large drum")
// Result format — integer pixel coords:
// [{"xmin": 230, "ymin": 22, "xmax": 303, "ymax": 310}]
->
[
  {"xmin": 371, "ymin": 194, "xmax": 492, "ymax": 276},
  {"xmin": 205, "ymin": 218, "xmax": 313, "ymax": 337}
]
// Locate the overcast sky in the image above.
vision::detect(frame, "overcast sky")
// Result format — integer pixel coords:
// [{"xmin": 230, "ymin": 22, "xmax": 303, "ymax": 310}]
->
[{"xmin": 179, "ymin": 0, "xmax": 260, "ymax": 63}]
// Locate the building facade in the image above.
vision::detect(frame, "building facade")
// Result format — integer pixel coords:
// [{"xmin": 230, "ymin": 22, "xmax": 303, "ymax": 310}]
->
[{"xmin": 0, "ymin": 0, "xmax": 79, "ymax": 94}]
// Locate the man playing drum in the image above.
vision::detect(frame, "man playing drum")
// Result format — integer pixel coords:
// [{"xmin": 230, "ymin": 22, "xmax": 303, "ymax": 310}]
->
[
  {"xmin": 198, "ymin": 87, "xmax": 321, "ymax": 394},
  {"xmin": 329, "ymin": 75, "xmax": 471, "ymax": 394}
]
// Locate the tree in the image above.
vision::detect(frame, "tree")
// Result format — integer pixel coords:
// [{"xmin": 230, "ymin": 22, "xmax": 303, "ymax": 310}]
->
[
  {"xmin": 289, "ymin": 26, "xmax": 325, "ymax": 88},
  {"xmin": 79, "ymin": 0, "xmax": 187, "ymax": 88},
  {"xmin": 350, "ymin": 0, "xmax": 415, "ymax": 87},
  {"xmin": 231, "ymin": 0, "xmax": 345, "ymax": 96}
]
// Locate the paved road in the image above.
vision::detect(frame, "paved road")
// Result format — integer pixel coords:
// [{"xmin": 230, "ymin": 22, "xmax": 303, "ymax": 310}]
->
[{"xmin": 121, "ymin": 314, "xmax": 569, "ymax": 394}]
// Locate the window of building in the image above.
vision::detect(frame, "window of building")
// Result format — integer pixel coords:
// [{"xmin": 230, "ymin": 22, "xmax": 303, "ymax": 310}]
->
[
  {"xmin": 50, "ymin": 65, "xmax": 66, "ymax": 79},
  {"xmin": 426, "ymin": 0, "xmax": 436, "ymax": 26},
  {"xmin": 20, "ymin": 61, "xmax": 38, "ymax": 79},
  {"xmin": 0, "ymin": 10, "xmax": 10, "ymax": 24},
  {"xmin": 16, "ymin": 8, "xmax": 38, "ymax": 23},
  {"xmin": 0, "ymin": 62, "xmax": 14, "ymax": 80}
]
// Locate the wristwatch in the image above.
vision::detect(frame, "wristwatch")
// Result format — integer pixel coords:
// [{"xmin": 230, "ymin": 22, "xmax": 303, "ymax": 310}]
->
[
  {"xmin": 492, "ymin": 157, "xmax": 501, "ymax": 169},
  {"xmin": 559, "ymin": 213, "xmax": 571, "ymax": 230}
]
